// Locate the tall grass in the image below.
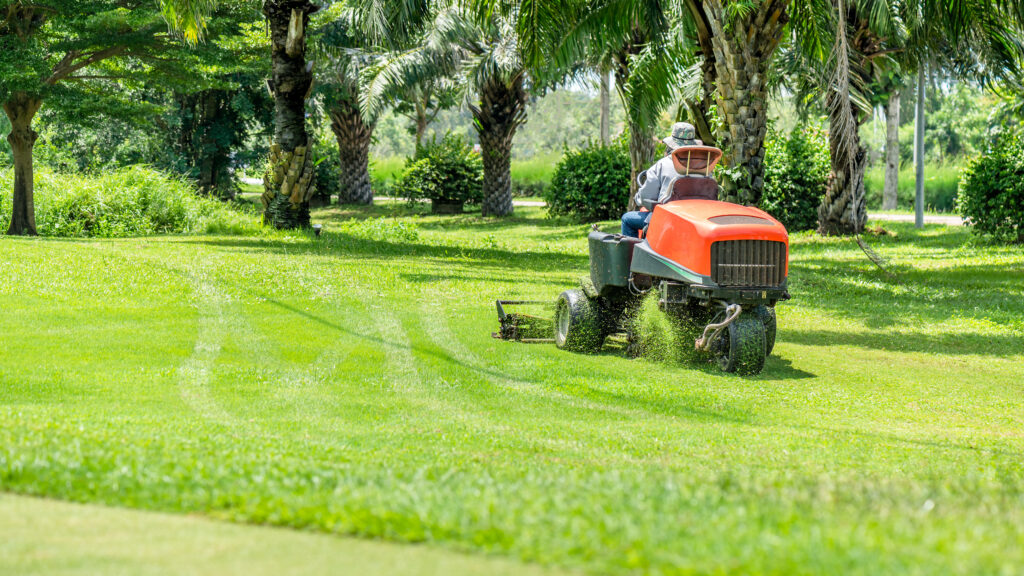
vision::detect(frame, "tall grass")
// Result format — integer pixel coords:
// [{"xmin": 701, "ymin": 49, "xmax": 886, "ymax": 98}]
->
[
  {"xmin": 0, "ymin": 166, "xmax": 258, "ymax": 237},
  {"xmin": 372, "ymin": 153, "xmax": 562, "ymax": 186},
  {"xmin": 369, "ymin": 157, "xmax": 406, "ymax": 184},
  {"xmin": 864, "ymin": 163, "xmax": 962, "ymax": 212},
  {"xmin": 511, "ymin": 153, "xmax": 561, "ymax": 184}
]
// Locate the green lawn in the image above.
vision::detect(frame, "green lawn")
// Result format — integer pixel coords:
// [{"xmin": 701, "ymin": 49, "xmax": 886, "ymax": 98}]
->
[{"xmin": 1, "ymin": 204, "xmax": 1023, "ymax": 575}]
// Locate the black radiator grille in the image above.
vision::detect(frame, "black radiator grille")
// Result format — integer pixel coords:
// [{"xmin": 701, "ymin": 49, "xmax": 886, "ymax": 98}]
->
[{"xmin": 710, "ymin": 240, "xmax": 787, "ymax": 287}]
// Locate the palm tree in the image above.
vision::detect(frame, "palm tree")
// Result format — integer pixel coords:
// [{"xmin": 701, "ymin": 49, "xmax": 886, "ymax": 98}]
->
[
  {"xmin": 259, "ymin": 0, "xmax": 321, "ymax": 228},
  {"xmin": 506, "ymin": 0, "xmax": 789, "ymax": 206},
  {"xmin": 316, "ymin": 11, "xmax": 382, "ymax": 205},
  {"xmin": 683, "ymin": 0, "xmax": 791, "ymax": 206},
  {"xmin": 363, "ymin": 3, "xmax": 549, "ymax": 216},
  {"xmin": 792, "ymin": 0, "xmax": 1024, "ymax": 235}
]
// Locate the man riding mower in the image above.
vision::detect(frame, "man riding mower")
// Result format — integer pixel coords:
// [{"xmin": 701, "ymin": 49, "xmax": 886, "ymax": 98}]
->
[{"xmin": 496, "ymin": 123, "xmax": 790, "ymax": 376}]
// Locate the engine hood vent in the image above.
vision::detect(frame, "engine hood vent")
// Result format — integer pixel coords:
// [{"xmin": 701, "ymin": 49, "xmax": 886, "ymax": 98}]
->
[{"xmin": 708, "ymin": 215, "xmax": 774, "ymax": 226}]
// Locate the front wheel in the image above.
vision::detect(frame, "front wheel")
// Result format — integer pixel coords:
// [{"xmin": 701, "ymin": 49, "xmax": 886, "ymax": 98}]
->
[
  {"xmin": 710, "ymin": 312, "xmax": 766, "ymax": 375},
  {"xmin": 753, "ymin": 305, "xmax": 777, "ymax": 356},
  {"xmin": 554, "ymin": 289, "xmax": 604, "ymax": 352}
]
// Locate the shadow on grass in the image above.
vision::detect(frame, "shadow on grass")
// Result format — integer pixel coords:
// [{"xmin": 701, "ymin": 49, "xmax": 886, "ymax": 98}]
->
[
  {"xmin": 789, "ymin": 252, "xmax": 1024, "ymax": 331},
  {"xmin": 788, "ymin": 423, "xmax": 1024, "ymax": 459},
  {"xmin": 782, "ymin": 328, "xmax": 1024, "ymax": 357},
  {"xmin": 191, "ymin": 231, "xmax": 588, "ymax": 273}
]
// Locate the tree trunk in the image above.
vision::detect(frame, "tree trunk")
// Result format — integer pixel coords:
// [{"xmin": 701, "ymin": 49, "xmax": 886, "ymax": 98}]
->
[
  {"xmin": 261, "ymin": 0, "xmax": 319, "ymax": 229},
  {"xmin": 472, "ymin": 74, "xmax": 527, "ymax": 217},
  {"xmin": 704, "ymin": 0, "xmax": 788, "ymax": 205},
  {"xmin": 599, "ymin": 69, "xmax": 610, "ymax": 146},
  {"xmin": 329, "ymin": 101, "xmax": 375, "ymax": 205},
  {"xmin": 882, "ymin": 88, "xmax": 900, "ymax": 210},
  {"xmin": 626, "ymin": 125, "xmax": 657, "ymax": 211},
  {"xmin": 4, "ymin": 95, "xmax": 42, "ymax": 236},
  {"xmin": 415, "ymin": 98, "xmax": 428, "ymax": 148},
  {"xmin": 613, "ymin": 53, "xmax": 658, "ymax": 210},
  {"xmin": 197, "ymin": 90, "xmax": 220, "ymax": 196},
  {"xmin": 817, "ymin": 94, "xmax": 868, "ymax": 236},
  {"xmin": 682, "ymin": 0, "xmax": 718, "ymax": 147}
]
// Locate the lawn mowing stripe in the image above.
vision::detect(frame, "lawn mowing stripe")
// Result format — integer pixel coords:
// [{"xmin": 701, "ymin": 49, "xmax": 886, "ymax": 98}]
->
[
  {"xmin": 418, "ymin": 290, "xmax": 642, "ymax": 420},
  {"xmin": 366, "ymin": 288, "xmax": 502, "ymax": 434},
  {"xmin": 176, "ymin": 258, "xmax": 240, "ymax": 427}
]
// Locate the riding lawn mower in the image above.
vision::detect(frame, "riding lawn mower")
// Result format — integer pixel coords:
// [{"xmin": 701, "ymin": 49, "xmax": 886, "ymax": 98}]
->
[{"xmin": 495, "ymin": 145, "xmax": 790, "ymax": 376}]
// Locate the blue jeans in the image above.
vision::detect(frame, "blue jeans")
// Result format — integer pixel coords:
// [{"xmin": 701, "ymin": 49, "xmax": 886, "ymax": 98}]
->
[{"xmin": 621, "ymin": 211, "xmax": 651, "ymax": 238}]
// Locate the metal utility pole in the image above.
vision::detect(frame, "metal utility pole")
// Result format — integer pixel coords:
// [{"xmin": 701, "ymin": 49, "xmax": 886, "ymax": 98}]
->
[
  {"xmin": 914, "ymin": 65, "xmax": 926, "ymax": 229},
  {"xmin": 600, "ymin": 70, "xmax": 610, "ymax": 146}
]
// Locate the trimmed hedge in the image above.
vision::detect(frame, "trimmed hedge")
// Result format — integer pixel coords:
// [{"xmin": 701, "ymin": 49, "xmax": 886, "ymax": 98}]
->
[
  {"xmin": 545, "ymin": 144, "xmax": 631, "ymax": 221},
  {"xmin": 957, "ymin": 131, "xmax": 1024, "ymax": 243}
]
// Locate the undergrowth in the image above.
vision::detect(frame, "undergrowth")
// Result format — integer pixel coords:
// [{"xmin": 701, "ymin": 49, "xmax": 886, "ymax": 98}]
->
[{"xmin": 0, "ymin": 166, "xmax": 260, "ymax": 238}]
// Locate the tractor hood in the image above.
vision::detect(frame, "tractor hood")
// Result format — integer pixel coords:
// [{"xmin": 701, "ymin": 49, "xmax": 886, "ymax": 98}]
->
[{"xmin": 644, "ymin": 199, "xmax": 789, "ymax": 278}]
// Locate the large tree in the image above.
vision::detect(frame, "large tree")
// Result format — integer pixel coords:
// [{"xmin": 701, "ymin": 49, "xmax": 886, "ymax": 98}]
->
[{"xmin": 0, "ymin": 2, "xmax": 219, "ymax": 236}]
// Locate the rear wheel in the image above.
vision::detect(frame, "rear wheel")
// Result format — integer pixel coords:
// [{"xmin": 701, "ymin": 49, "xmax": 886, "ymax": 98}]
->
[
  {"xmin": 710, "ymin": 312, "xmax": 766, "ymax": 375},
  {"xmin": 554, "ymin": 289, "xmax": 604, "ymax": 352},
  {"xmin": 753, "ymin": 305, "xmax": 777, "ymax": 356}
]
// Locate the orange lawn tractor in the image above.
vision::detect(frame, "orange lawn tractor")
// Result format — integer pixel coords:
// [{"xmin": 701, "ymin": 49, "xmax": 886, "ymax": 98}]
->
[{"xmin": 497, "ymin": 145, "xmax": 790, "ymax": 376}]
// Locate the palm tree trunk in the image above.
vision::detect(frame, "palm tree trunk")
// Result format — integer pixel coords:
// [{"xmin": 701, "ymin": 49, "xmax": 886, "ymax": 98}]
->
[
  {"xmin": 613, "ymin": 55, "xmax": 658, "ymax": 210},
  {"xmin": 472, "ymin": 75, "xmax": 527, "ymax": 217},
  {"xmin": 704, "ymin": 0, "xmax": 788, "ymax": 205},
  {"xmin": 882, "ymin": 88, "xmax": 900, "ymax": 210},
  {"xmin": 626, "ymin": 126, "xmax": 657, "ymax": 211},
  {"xmin": 261, "ymin": 0, "xmax": 318, "ymax": 229},
  {"xmin": 329, "ymin": 101, "xmax": 375, "ymax": 205},
  {"xmin": 4, "ymin": 95, "xmax": 43, "ymax": 236},
  {"xmin": 818, "ymin": 101, "xmax": 868, "ymax": 235}
]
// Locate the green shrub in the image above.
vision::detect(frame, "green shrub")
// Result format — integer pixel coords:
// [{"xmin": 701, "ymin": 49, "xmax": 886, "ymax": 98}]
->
[
  {"xmin": 0, "ymin": 166, "xmax": 257, "ymax": 238},
  {"xmin": 400, "ymin": 134, "xmax": 483, "ymax": 211},
  {"xmin": 545, "ymin": 144, "xmax": 630, "ymax": 221},
  {"xmin": 957, "ymin": 131, "xmax": 1024, "ymax": 243},
  {"xmin": 312, "ymin": 147, "xmax": 341, "ymax": 203},
  {"xmin": 760, "ymin": 123, "xmax": 830, "ymax": 232}
]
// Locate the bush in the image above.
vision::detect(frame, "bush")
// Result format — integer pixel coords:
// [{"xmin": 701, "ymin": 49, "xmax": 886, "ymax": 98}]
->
[
  {"xmin": 957, "ymin": 131, "xmax": 1024, "ymax": 243},
  {"xmin": 312, "ymin": 146, "xmax": 341, "ymax": 203},
  {"xmin": 0, "ymin": 166, "xmax": 256, "ymax": 237},
  {"xmin": 545, "ymin": 144, "xmax": 630, "ymax": 221},
  {"xmin": 760, "ymin": 123, "xmax": 830, "ymax": 232},
  {"xmin": 400, "ymin": 134, "xmax": 483, "ymax": 211}
]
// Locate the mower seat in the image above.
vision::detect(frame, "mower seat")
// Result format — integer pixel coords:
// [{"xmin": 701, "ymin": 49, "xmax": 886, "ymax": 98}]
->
[{"xmin": 667, "ymin": 175, "xmax": 718, "ymax": 201}]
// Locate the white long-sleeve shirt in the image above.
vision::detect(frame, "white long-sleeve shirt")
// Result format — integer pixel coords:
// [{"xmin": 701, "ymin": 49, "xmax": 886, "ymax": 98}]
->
[{"xmin": 634, "ymin": 155, "xmax": 681, "ymax": 207}]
